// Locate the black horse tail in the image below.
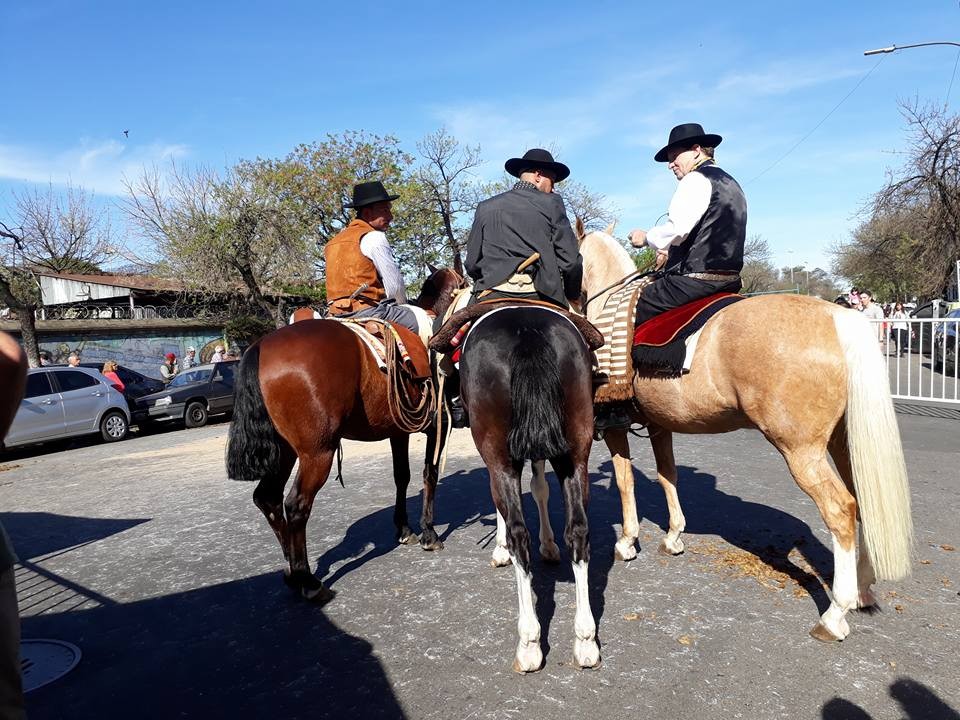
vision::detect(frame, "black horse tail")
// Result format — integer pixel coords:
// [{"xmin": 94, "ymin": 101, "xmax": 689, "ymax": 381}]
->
[
  {"xmin": 507, "ymin": 338, "xmax": 569, "ymax": 462},
  {"xmin": 226, "ymin": 343, "xmax": 284, "ymax": 482}
]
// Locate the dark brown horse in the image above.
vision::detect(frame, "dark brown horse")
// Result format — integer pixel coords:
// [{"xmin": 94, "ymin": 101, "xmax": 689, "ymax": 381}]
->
[{"xmin": 226, "ymin": 268, "xmax": 465, "ymax": 602}]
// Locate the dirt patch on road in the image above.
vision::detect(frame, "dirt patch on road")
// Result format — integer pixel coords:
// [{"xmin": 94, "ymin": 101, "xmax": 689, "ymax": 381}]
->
[{"xmin": 687, "ymin": 539, "xmax": 829, "ymax": 597}]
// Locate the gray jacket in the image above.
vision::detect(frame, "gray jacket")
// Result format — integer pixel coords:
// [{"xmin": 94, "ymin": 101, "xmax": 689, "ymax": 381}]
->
[{"xmin": 465, "ymin": 183, "xmax": 583, "ymax": 308}]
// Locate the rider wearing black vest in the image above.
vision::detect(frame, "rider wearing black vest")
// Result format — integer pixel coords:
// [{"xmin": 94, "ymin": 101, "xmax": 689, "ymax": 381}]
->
[{"xmin": 631, "ymin": 123, "xmax": 747, "ymax": 325}]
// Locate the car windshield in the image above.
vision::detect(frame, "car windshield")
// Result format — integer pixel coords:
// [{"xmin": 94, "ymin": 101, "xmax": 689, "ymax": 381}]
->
[{"xmin": 168, "ymin": 368, "xmax": 212, "ymax": 387}]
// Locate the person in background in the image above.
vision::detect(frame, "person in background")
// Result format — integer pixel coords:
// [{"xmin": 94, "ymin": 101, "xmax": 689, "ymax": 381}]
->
[
  {"xmin": 182, "ymin": 346, "xmax": 198, "ymax": 370},
  {"xmin": 0, "ymin": 331, "xmax": 27, "ymax": 719},
  {"xmin": 859, "ymin": 290, "xmax": 885, "ymax": 344},
  {"xmin": 210, "ymin": 345, "xmax": 225, "ymax": 363},
  {"xmin": 101, "ymin": 360, "xmax": 125, "ymax": 393},
  {"xmin": 39, "ymin": 350, "xmax": 52, "ymax": 366},
  {"xmin": 67, "ymin": 352, "xmax": 81, "ymax": 367},
  {"xmin": 889, "ymin": 301, "xmax": 912, "ymax": 356},
  {"xmin": 160, "ymin": 352, "xmax": 179, "ymax": 383}
]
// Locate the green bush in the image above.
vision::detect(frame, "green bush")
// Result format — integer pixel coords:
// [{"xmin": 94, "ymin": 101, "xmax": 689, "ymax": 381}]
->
[{"xmin": 224, "ymin": 315, "xmax": 275, "ymax": 347}]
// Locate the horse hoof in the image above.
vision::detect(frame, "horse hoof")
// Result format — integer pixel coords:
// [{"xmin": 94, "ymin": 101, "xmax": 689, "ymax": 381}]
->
[
  {"xmin": 397, "ymin": 528, "xmax": 420, "ymax": 545},
  {"xmin": 573, "ymin": 639, "xmax": 601, "ymax": 669},
  {"xmin": 614, "ymin": 540, "xmax": 637, "ymax": 561},
  {"xmin": 420, "ymin": 537, "xmax": 444, "ymax": 552},
  {"xmin": 512, "ymin": 647, "xmax": 544, "ymax": 674},
  {"xmin": 540, "ymin": 541, "xmax": 561, "ymax": 564},
  {"xmin": 490, "ymin": 546, "xmax": 512, "ymax": 567},
  {"xmin": 809, "ymin": 621, "xmax": 844, "ymax": 642},
  {"xmin": 658, "ymin": 538, "xmax": 684, "ymax": 556},
  {"xmin": 858, "ymin": 589, "xmax": 878, "ymax": 609}
]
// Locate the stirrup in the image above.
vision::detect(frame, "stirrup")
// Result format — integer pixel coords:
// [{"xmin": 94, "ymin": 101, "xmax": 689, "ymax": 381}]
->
[
  {"xmin": 593, "ymin": 404, "xmax": 632, "ymax": 439},
  {"xmin": 449, "ymin": 397, "xmax": 469, "ymax": 429}
]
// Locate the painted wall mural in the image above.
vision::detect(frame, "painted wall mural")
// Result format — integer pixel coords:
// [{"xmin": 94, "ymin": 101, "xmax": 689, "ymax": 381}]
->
[{"xmin": 39, "ymin": 328, "xmax": 225, "ymax": 379}]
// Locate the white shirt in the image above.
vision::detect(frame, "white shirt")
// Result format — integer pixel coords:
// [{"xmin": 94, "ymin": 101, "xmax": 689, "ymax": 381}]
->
[
  {"xmin": 359, "ymin": 230, "xmax": 407, "ymax": 304},
  {"xmin": 645, "ymin": 171, "xmax": 712, "ymax": 251}
]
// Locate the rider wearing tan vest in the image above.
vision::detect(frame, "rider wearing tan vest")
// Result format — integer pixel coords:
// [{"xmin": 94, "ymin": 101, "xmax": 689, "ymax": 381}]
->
[{"xmin": 323, "ymin": 181, "xmax": 418, "ymax": 332}]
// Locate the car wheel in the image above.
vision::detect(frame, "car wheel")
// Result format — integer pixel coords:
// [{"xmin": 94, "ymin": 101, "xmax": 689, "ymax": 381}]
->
[
  {"xmin": 100, "ymin": 411, "xmax": 129, "ymax": 442},
  {"xmin": 185, "ymin": 401, "xmax": 208, "ymax": 428}
]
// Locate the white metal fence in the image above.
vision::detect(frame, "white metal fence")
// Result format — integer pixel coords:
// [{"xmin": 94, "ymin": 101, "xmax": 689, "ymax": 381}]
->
[{"xmin": 867, "ymin": 317, "xmax": 959, "ymax": 405}]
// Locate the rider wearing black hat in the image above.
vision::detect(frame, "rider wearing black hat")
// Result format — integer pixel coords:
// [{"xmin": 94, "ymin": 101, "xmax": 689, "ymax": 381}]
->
[
  {"xmin": 324, "ymin": 180, "xmax": 419, "ymax": 331},
  {"xmin": 629, "ymin": 123, "xmax": 747, "ymax": 324},
  {"xmin": 465, "ymin": 148, "xmax": 583, "ymax": 309}
]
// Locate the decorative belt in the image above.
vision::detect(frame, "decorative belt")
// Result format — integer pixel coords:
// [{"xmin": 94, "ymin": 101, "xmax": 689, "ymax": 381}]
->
[{"xmin": 683, "ymin": 271, "xmax": 740, "ymax": 282}]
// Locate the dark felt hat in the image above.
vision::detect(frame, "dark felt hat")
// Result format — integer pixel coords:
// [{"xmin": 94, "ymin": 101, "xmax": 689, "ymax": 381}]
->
[
  {"xmin": 504, "ymin": 148, "xmax": 571, "ymax": 182},
  {"xmin": 344, "ymin": 181, "xmax": 400, "ymax": 209},
  {"xmin": 654, "ymin": 123, "xmax": 723, "ymax": 162}
]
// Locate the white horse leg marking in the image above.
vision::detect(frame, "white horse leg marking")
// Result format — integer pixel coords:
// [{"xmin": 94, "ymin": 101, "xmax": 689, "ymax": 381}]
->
[
  {"xmin": 531, "ymin": 461, "xmax": 560, "ymax": 563},
  {"xmin": 856, "ymin": 523, "xmax": 878, "ymax": 608},
  {"xmin": 571, "ymin": 559, "xmax": 600, "ymax": 668},
  {"xmin": 490, "ymin": 510, "xmax": 512, "ymax": 567},
  {"xmin": 816, "ymin": 533, "xmax": 857, "ymax": 640},
  {"xmin": 511, "ymin": 555, "xmax": 543, "ymax": 673}
]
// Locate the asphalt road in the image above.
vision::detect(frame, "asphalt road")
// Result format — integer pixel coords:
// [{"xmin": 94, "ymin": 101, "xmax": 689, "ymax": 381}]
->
[{"xmin": 0, "ymin": 411, "xmax": 957, "ymax": 720}]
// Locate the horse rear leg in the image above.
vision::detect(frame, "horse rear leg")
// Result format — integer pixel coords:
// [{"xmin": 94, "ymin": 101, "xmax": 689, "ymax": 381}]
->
[
  {"xmin": 284, "ymin": 449, "xmax": 335, "ymax": 603},
  {"xmin": 419, "ymin": 427, "xmax": 444, "ymax": 551},
  {"xmin": 390, "ymin": 435, "xmax": 419, "ymax": 545},
  {"xmin": 531, "ymin": 460, "xmax": 560, "ymax": 563},
  {"xmin": 490, "ymin": 458, "xmax": 542, "ymax": 673},
  {"xmin": 782, "ymin": 446, "xmax": 859, "ymax": 641},
  {"xmin": 603, "ymin": 428, "xmax": 640, "ymax": 561},
  {"xmin": 829, "ymin": 424, "xmax": 877, "ymax": 608},
  {"xmin": 552, "ymin": 453, "xmax": 600, "ymax": 669},
  {"xmin": 650, "ymin": 426, "xmax": 686, "ymax": 555},
  {"xmin": 252, "ymin": 444, "xmax": 297, "ymax": 561}
]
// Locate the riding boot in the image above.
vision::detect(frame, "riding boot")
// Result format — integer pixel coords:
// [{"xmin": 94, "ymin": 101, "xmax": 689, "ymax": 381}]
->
[
  {"xmin": 594, "ymin": 402, "xmax": 632, "ymax": 437},
  {"xmin": 449, "ymin": 395, "xmax": 470, "ymax": 429}
]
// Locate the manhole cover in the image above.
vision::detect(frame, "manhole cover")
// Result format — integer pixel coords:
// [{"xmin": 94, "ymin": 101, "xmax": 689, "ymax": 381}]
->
[{"xmin": 20, "ymin": 639, "xmax": 81, "ymax": 692}]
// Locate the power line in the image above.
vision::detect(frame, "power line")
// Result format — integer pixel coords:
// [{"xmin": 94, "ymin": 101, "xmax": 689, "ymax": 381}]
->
[
  {"xmin": 946, "ymin": 47, "xmax": 960, "ymax": 106},
  {"xmin": 747, "ymin": 55, "xmax": 886, "ymax": 184}
]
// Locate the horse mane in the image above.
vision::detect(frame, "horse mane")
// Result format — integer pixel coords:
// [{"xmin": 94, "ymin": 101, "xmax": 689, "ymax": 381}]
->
[{"xmin": 414, "ymin": 268, "xmax": 466, "ymax": 318}]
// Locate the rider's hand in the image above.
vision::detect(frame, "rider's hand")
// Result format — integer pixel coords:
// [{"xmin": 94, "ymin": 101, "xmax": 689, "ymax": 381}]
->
[
  {"xmin": 629, "ymin": 229, "xmax": 647, "ymax": 248},
  {"xmin": 655, "ymin": 249, "xmax": 669, "ymax": 270}
]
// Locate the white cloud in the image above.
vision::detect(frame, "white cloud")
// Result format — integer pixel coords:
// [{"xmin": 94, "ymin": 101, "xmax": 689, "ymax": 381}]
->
[{"xmin": 0, "ymin": 138, "xmax": 190, "ymax": 196}]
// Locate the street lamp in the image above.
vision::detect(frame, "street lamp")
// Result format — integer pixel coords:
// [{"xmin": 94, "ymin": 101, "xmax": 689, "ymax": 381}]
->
[{"xmin": 865, "ymin": 41, "xmax": 960, "ymax": 55}]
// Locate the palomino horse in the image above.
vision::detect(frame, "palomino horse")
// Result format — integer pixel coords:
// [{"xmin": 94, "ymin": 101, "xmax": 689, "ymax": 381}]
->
[
  {"xmin": 226, "ymin": 268, "xmax": 466, "ymax": 602},
  {"xmin": 460, "ymin": 306, "xmax": 600, "ymax": 672},
  {"xmin": 576, "ymin": 225, "xmax": 912, "ymax": 642}
]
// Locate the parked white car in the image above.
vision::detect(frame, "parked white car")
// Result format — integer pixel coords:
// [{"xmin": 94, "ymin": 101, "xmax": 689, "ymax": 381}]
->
[{"xmin": 3, "ymin": 367, "xmax": 130, "ymax": 449}]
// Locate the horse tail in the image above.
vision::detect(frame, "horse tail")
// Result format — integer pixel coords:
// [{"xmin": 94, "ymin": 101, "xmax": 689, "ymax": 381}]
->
[
  {"xmin": 226, "ymin": 343, "xmax": 285, "ymax": 483},
  {"xmin": 507, "ymin": 336, "xmax": 569, "ymax": 462},
  {"xmin": 833, "ymin": 310, "xmax": 913, "ymax": 580}
]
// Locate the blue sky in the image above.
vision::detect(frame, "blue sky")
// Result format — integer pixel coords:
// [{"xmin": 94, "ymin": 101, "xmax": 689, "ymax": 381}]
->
[{"xmin": 2, "ymin": 1, "xmax": 960, "ymax": 274}]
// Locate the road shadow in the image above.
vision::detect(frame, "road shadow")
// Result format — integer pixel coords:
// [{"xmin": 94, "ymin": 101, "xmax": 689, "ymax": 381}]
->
[
  {"xmin": 613, "ymin": 459, "xmax": 834, "ymax": 614},
  {"xmin": 1, "ymin": 511, "xmax": 150, "ymax": 562},
  {"xmin": 822, "ymin": 677, "xmax": 960, "ymax": 719},
  {"xmin": 22, "ymin": 572, "xmax": 407, "ymax": 720}
]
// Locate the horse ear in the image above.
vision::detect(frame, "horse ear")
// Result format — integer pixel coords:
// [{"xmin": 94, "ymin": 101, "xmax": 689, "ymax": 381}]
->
[
  {"xmin": 604, "ymin": 220, "xmax": 617, "ymax": 236},
  {"xmin": 426, "ymin": 262, "xmax": 440, "ymax": 275},
  {"xmin": 574, "ymin": 216, "xmax": 586, "ymax": 243}
]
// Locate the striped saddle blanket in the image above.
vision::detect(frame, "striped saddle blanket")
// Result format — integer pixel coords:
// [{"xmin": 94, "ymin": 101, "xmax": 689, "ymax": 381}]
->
[{"xmin": 592, "ymin": 279, "xmax": 647, "ymax": 403}]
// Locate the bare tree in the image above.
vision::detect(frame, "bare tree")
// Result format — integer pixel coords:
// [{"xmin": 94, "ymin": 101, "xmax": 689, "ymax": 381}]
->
[
  {"xmin": 840, "ymin": 100, "xmax": 960, "ymax": 298},
  {"xmin": 416, "ymin": 128, "xmax": 483, "ymax": 274},
  {"xmin": 558, "ymin": 180, "xmax": 617, "ymax": 232},
  {"xmin": 1, "ymin": 183, "xmax": 116, "ymax": 366}
]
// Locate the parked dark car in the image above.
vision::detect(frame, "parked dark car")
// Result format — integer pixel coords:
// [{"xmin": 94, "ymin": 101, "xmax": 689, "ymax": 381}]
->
[
  {"xmin": 132, "ymin": 361, "xmax": 238, "ymax": 428},
  {"xmin": 933, "ymin": 308, "xmax": 960, "ymax": 375},
  {"xmin": 79, "ymin": 362, "xmax": 165, "ymax": 399}
]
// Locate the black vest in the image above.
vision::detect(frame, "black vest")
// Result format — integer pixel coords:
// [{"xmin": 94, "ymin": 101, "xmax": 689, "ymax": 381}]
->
[{"xmin": 667, "ymin": 162, "xmax": 747, "ymax": 274}]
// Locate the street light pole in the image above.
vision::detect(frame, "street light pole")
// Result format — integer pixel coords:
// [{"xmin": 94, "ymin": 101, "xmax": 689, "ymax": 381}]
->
[{"xmin": 864, "ymin": 41, "xmax": 960, "ymax": 55}]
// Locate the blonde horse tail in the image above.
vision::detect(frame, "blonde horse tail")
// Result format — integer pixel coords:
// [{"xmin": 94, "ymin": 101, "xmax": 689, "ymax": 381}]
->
[{"xmin": 833, "ymin": 310, "xmax": 913, "ymax": 580}]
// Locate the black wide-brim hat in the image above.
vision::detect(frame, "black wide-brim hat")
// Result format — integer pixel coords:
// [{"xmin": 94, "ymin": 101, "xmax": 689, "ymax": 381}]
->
[
  {"xmin": 504, "ymin": 148, "xmax": 570, "ymax": 182},
  {"xmin": 344, "ymin": 180, "xmax": 400, "ymax": 209},
  {"xmin": 654, "ymin": 123, "xmax": 723, "ymax": 163}
]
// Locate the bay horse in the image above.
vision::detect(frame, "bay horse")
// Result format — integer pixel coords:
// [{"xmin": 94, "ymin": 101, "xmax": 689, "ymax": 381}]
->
[
  {"xmin": 226, "ymin": 268, "xmax": 466, "ymax": 602},
  {"xmin": 574, "ymin": 224, "xmax": 913, "ymax": 642},
  {"xmin": 460, "ymin": 306, "xmax": 600, "ymax": 672}
]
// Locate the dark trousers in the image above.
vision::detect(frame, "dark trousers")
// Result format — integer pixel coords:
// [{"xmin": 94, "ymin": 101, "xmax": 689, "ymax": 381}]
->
[{"xmin": 635, "ymin": 274, "xmax": 742, "ymax": 326}]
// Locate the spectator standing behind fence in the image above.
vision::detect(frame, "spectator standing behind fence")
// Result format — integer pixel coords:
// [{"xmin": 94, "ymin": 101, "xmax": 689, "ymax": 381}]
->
[
  {"xmin": 0, "ymin": 331, "xmax": 27, "ymax": 719},
  {"xmin": 160, "ymin": 352, "xmax": 179, "ymax": 383},
  {"xmin": 859, "ymin": 290, "xmax": 885, "ymax": 343},
  {"xmin": 101, "ymin": 360, "xmax": 125, "ymax": 392},
  {"xmin": 890, "ymin": 302, "xmax": 912, "ymax": 356},
  {"xmin": 182, "ymin": 346, "xmax": 197, "ymax": 370},
  {"xmin": 67, "ymin": 352, "xmax": 80, "ymax": 367}
]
